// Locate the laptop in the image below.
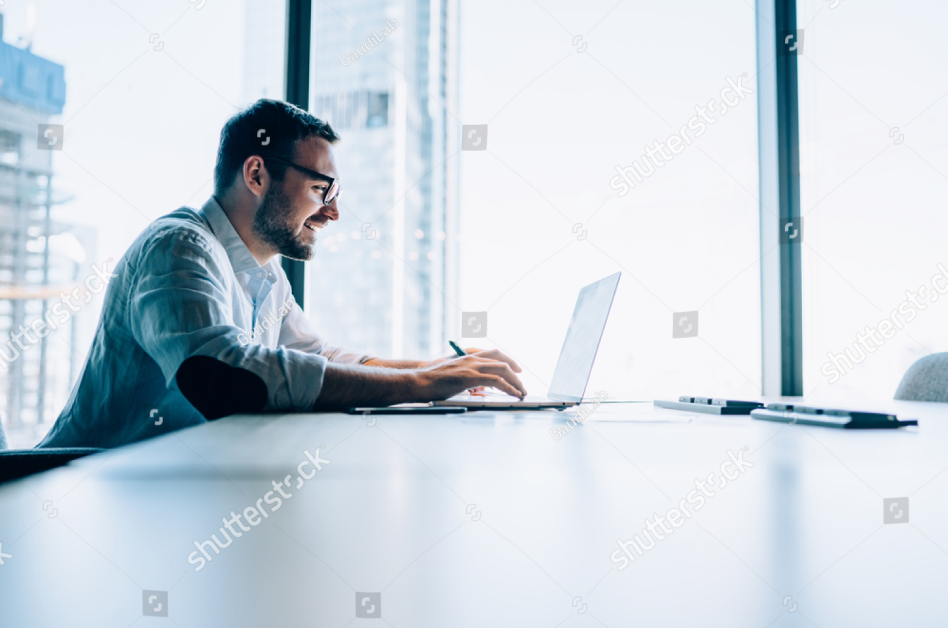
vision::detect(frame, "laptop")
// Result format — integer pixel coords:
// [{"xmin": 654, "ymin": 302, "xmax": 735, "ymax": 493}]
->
[{"xmin": 433, "ymin": 272, "xmax": 621, "ymax": 410}]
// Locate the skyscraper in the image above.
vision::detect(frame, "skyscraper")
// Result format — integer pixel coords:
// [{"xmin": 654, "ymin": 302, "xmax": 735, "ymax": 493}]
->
[
  {"xmin": 0, "ymin": 14, "xmax": 83, "ymax": 440},
  {"xmin": 306, "ymin": 0, "xmax": 459, "ymax": 360}
]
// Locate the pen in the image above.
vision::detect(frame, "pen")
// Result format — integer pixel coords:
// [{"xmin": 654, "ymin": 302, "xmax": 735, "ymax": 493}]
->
[{"xmin": 450, "ymin": 340, "xmax": 488, "ymax": 397}]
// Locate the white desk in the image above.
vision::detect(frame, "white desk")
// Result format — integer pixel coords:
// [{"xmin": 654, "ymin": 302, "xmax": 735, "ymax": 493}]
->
[{"xmin": 0, "ymin": 401, "xmax": 945, "ymax": 626}]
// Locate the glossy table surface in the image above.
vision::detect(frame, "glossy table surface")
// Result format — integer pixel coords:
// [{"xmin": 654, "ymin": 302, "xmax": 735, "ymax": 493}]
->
[{"xmin": 1, "ymin": 400, "xmax": 946, "ymax": 627}]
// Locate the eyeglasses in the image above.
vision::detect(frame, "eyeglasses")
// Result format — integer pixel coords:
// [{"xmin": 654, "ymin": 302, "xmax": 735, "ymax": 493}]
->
[{"xmin": 263, "ymin": 157, "xmax": 342, "ymax": 205}]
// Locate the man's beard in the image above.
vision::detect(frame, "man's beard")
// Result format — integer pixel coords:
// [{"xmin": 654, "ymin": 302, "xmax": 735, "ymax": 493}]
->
[{"xmin": 251, "ymin": 182, "xmax": 314, "ymax": 261}]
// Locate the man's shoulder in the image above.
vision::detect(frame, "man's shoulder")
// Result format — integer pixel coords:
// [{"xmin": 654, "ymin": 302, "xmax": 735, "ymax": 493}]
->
[
  {"xmin": 149, "ymin": 206, "xmax": 215, "ymax": 244},
  {"xmin": 123, "ymin": 206, "xmax": 228, "ymax": 275},
  {"xmin": 134, "ymin": 206, "xmax": 223, "ymax": 256}
]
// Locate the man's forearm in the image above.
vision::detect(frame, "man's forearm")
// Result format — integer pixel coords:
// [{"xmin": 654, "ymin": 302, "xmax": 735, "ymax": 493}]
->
[
  {"xmin": 362, "ymin": 357, "xmax": 427, "ymax": 369},
  {"xmin": 313, "ymin": 362, "xmax": 421, "ymax": 410},
  {"xmin": 313, "ymin": 350, "xmax": 528, "ymax": 409}
]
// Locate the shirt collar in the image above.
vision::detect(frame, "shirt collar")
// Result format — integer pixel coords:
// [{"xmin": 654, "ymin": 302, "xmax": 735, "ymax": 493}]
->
[{"xmin": 199, "ymin": 195, "xmax": 275, "ymax": 277}]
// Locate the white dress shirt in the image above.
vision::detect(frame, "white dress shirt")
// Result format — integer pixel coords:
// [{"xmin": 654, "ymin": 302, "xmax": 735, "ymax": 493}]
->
[{"xmin": 40, "ymin": 196, "xmax": 372, "ymax": 448}]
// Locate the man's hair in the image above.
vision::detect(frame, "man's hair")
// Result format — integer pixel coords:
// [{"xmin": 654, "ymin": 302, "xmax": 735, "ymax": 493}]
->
[{"xmin": 213, "ymin": 99, "xmax": 340, "ymax": 194}]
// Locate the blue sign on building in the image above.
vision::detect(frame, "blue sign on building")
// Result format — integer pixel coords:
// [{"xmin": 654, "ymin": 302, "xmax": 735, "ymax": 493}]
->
[{"xmin": 0, "ymin": 40, "xmax": 66, "ymax": 114}]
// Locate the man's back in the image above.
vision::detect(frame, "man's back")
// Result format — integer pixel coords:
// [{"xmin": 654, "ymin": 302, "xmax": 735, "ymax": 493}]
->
[{"xmin": 40, "ymin": 207, "xmax": 217, "ymax": 447}]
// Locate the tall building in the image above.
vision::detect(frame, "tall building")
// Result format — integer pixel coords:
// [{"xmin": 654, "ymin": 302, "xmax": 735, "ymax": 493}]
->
[
  {"xmin": 0, "ymin": 13, "xmax": 86, "ymax": 441},
  {"xmin": 307, "ymin": 0, "xmax": 459, "ymax": 360}
]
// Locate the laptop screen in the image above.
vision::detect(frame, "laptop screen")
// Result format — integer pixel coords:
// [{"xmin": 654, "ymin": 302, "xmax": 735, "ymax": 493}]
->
[{"xmin": 547, "ymin": 272, "xmax": 621, "ymax": 402}]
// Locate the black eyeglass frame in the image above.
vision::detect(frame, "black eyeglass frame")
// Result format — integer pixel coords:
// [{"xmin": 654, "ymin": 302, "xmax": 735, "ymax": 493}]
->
[{"xmin": 263, "ymin": 156, "xmax": 342, "ymax": 204}]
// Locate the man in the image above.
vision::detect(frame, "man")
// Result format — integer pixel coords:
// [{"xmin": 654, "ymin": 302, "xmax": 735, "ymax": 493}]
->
[{"xmin": 40, "ymin": 99, "xmax": 525, "ymax": 448}]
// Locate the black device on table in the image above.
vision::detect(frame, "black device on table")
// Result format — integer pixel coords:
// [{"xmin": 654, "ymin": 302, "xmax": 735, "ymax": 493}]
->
[
  {"xmin": 750, "ymin": 403, "xmax": 917, "ymax": 429},
  {"xmin": 654, "ymin": 396, "xmax": 764, "ymax": 415}
]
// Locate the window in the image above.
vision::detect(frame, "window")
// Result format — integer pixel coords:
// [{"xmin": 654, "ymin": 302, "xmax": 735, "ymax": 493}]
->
[
  {"xmin": 797, "ymin": 0, "xmax": 948, "ymax": 401},
  {"xmin": 4, "ymin": 0, "xmax": 923, "ymax": 447},
  {"xmin": 458, "ymin": 1, "xmax": 761, "ymax": 399},
  {"xmin": 307, "ymin": 1, "xmax": 452, "ymax": 360}
]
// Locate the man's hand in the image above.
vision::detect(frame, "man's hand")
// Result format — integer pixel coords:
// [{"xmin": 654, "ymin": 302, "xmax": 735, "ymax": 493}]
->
[
  {"xmin": 422, "ymin": 348, "xmax": 522, "ymax": 396},
  {"xmin": 415, "ymin": 353, "xmax": 527, "ymax": 400},
  {"xmin": 313, "ymin": 350, "xmax": 527, "ymax": 410}
]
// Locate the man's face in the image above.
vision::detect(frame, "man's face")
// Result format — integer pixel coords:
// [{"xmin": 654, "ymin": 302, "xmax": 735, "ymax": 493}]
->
[{"xmin": 251, "ymin": 135, "xmax": 339, "ymax": 261}]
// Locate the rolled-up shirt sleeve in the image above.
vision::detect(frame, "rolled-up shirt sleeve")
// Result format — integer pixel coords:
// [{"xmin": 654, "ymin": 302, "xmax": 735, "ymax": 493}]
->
[{"xmin": 129, "ymin": 228, "xmax": 329, "ymax": 412}]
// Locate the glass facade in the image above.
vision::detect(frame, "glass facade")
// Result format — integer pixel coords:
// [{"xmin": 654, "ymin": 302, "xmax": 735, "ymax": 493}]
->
[{"xmin": 307, "ymin": 0, "xmax": 456, "ymax": 361}]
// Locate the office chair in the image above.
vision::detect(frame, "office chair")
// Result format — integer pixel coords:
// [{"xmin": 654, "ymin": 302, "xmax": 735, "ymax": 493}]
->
[
  {"xmin": 894, "ymin": 353, "xmax": 948, "ymax": 402},
  {"xmin": 0, "ymin": 419, "xmax": 103, "ymax": 483}
]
